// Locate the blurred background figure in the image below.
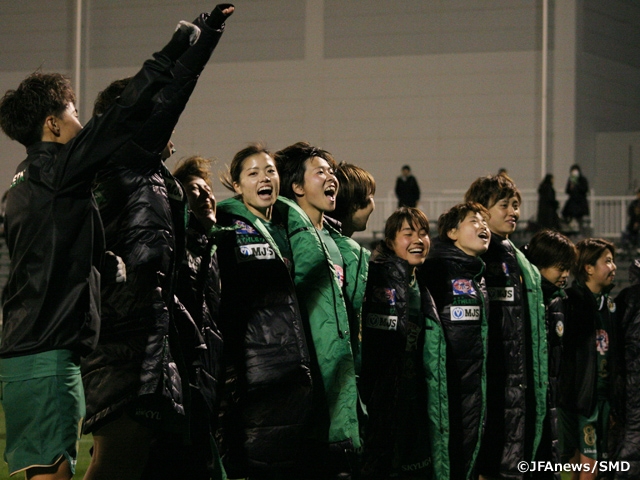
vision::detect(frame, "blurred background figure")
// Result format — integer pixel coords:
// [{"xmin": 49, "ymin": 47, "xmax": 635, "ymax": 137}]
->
[
  {"xmin": 621, "ymin": 187, "xmax": 640, "ymax": 255},
  {"xmin": 395, "ymin": 164, "xmax": 420, "ymax": 208},
  {"xmin": 562, "ymin": 164, "xmax": 590, "ymax": 233},
  {"xmin": 537, "ymin": 174, "xmax": 560, "ymax": 231}
]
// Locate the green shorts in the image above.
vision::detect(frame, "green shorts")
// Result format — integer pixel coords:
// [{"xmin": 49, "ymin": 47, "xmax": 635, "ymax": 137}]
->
[
  {"xmin": 0, "ymin": 350, "xmax": 85, "ymax": 476},
  {"xmin": 558, "ymin": 399, "xmax": 610, "ymax": 461}
]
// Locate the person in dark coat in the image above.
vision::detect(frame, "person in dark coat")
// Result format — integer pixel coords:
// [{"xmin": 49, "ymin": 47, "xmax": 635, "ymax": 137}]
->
[
  {"xmin": 0, "ymin": 17, "xmax": 212, "ymax": 479},
  {"xmin": 611, "ymin": 259, "xmax": 640, "ymax": 478},
  {"xmin": 562, "ymin": 164, "xmax": 590, "ymax": 231},
  {"xmin": 80, "ymin": 6, "xmax": 234, "ymax": 480},
  {"xmin": 622, "ymin": 188, "xmax": 640, "ymax": 252},
  {"xmin": 522, "ymin": 229, "xmax": 576, "ymax": 479},
  {"xmin": 422, "ymin": 202, "xmax": 490, "ymax": 480},
  {"xmin": 139, "ymin": 155, "xmax": 225, "ymax": 479},
  {"xmin": 537, "ymin": 174, "xmax": 560, "ymax": 231},
  {"xmin": 464, "ymin": 174, "xmax": 548, "ymax": 479},
  {"xmin": 215, "ymin": 143, "xmax": 314, "ymax": 479},
  {"xmin": 559, "ymin": 238, "xmax": 619, "ymax": 480},
  {"xmin": 360, "ymin": 207, "xmax": 450, "ymax": 480},
  {"xmin": 395, "ymin": 164, "xmax": 421, "ymax": 208}
]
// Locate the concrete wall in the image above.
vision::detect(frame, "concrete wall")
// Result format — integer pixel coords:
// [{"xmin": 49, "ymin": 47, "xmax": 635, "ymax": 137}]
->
[
  {"xmin": 0, "ymin": 0, "xmax": 638, "ymax": 203},
  {"xmin": 576, "ymin": 0, "xmax": 640, "ymax": 195}
]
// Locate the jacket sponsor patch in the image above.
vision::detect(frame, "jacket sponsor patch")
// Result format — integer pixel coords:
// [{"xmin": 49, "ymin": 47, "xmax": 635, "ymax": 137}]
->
[
  {"xmin": 450, "ymin": 306, "xmax": 481, "ymax": 321},
  {"xmin": 233, "ymin": 219, "xmax": 258, "ymax": 235},
  {"xmin": 372, "ymin": 287, "xmax": 396, "ymax": 306},
  {"xmin": 487, "ymin": 262, "xmax": 510, "ymax": 277},
  {"xmin": 487, "ymin": 287, "xmax": 514, "ymax": 301},
  {"xmin": 11, "ymin": 169, "xmax": 26, "ymax": 188},
  {"xmin": 236, "ymin": 243, "xmax": 275, "ymax": 261},
  {"xmin": 596, "ymin": 329, "xmax": 609, "ymax": 355},
  {"xmin": 555, "ymin": 320, "xmax": 564, "ymax": 337},
  {"xmin": 365, "ymin": 313, "xmax": 398, "ymax": 331},
  {"xmin": 452, "ymin": 278, "xmax": 475, "ymax": 295}
]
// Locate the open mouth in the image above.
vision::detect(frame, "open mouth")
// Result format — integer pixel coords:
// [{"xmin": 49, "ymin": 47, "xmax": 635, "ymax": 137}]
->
[
  {"xmin": 408, "ymin": 247, "xmax": 424, "ymax": 255},
  {"xmin": 324, "ymin": 185, "xmax": 336, "ymax": 202},
  {"xmin": 257, "ymin": 185, "xmax": 273, "ymax": 199},
  {"xmin": 478, "ymin": 230, "xmax": 489, "ymax": 240}
]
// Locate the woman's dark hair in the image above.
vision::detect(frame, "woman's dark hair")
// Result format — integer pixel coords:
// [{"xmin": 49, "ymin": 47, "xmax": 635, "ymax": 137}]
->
[
  {"xmin": 525, "ymin": 229, "xmax": 576, "ymax": 272},
  {"xmin": 93, "ymin": 77, "xmax": 132, "ymax": 116},
  {"xmin": 572, "ymin": 238, "xmax": 615, "ymax": 284},
  {"xmin": 464, "ymin": 174, "xmax": 522, "ymax": 209},
  {"xmin": 437, "ymin": 202, "xmax": 489, "ymax": 244},
  {"xmin": 0, "ymin": 72, "xmax": 76, "ymax": 147},
  {"xmin": 384, "ymin": 207, "xmax": 430, "ymax": 243},
  {"xmin": 332, "ymin": 162, "xmax": 376, "ymax": 223},
  {"xmin": 274, "ymin": 141, "xmax": 337, "ymax": 200},
  {"xmin": 219, "ymin": 142, "xmax": 272, "ymax": 192},
  {"xmin": 173, "ymin": 155, "xmax": 213, "ymax": 188}
]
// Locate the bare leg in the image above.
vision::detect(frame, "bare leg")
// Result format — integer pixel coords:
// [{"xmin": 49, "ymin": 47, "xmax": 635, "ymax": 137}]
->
[
  {"xmin": 83, "ymin": 414, "xmax": 154, "ymax": 480},
  {"xmin": 26, "ymin": 456, "xmax": 72, "ymax": 480},
  {"xmin": 578, "ymin": 453, "xmax": 597, "ymax": 480}
]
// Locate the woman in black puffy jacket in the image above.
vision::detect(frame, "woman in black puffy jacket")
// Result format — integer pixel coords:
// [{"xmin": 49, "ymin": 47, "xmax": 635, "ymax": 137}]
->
[
  {"xmin": 215, "ymin": 143, "xmax": 314, "ymax": 479},
  {"xmin": 523, "ymin": 229, "xmax": 576, "ymax": 479},
  {"xmin": 422, "ymin": 202, "xmax": 490, "ymax": 480},
  {"xmin": 140, "ymin": 155, "xmax": 225, "ymax": 479},
  {"xmin": 81, "ymin": 8, "xmax": 233, "ymax": 479},
  {"xmin": 361, "ymin": 207, "xmax": 450, "ymax": 480}
]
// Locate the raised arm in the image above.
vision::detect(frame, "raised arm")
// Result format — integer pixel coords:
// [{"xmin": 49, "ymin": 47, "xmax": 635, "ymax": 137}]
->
[{"xmin": 130, "ymin": 4, "xmax": 235, "ymax": 156}]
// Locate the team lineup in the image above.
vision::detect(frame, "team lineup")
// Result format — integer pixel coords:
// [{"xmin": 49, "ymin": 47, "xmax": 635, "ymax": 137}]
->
[{"xmin": 0, "ymin": 4, "xmax": 639, "ymax": 480}]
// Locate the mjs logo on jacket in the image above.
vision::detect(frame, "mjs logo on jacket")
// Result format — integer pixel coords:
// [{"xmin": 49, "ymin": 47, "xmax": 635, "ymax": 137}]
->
[
  {"xmin": 366, "ymin": 313, "xmax": 398, "ymax": 331},
  {"xmin": 450, "ymin": 306, "xmax": 480, "ymax": 321},
  {"xmin": 452, "ymin": 278, "xmax": 476, "ymax": 295},
  {"xmin": 237, "ymin": 243, "xmax": 276, "ymax": 261},
  {"xmin": 488, "ymin": 287, "xmax": 514, "ymax": 301}
]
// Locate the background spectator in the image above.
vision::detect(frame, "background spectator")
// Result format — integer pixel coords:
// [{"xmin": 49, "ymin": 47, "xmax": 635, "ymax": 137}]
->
[{"xmin": 395, "ymin": 164, "xmax": 420, "ymax": 208}]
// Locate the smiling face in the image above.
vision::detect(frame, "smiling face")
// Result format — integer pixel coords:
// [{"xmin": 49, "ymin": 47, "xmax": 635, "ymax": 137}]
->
[
  {"xmin": 585, "ymin": 248, "xmax": 616, "ymax": 293},
  {"xmin": 388, "ymin": 219, "xmax": 430, "ymax": 268},
  {"xmin": 448, "ymin": 211, "xmax": 490, "ymax": 257},
  {"xmin": 539, "ymin": 265, "xmax": 570, "ymax": 288},
  {"xmin": 233, "ymin": 152, "xmax": 279, "ymax": 221},
  {"xmin": 487, "ymin": 195, "xmax": 520, "ymax": 238},
  {"xmin": 184, "ymin": 175, "xmax": 216, "ymax": 229},
  {"xmin": 292, "ymin": 156, "xmax": 339, "ymax": 220}
]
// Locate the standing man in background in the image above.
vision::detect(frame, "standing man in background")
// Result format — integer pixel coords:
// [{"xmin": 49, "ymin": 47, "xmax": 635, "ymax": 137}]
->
[{"xmin": 395, "ymin": 164, "xmax": 421, "ymax": 208}]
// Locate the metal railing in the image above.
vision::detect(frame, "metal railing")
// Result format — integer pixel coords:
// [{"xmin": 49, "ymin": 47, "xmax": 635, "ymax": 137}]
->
[{"xmin": 353, "ymin": 189, "xmax": 636, "ymax": 241}]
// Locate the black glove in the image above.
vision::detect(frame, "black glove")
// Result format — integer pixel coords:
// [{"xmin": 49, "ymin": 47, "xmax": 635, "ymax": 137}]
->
[
  {"xmin": 206, "ymin": 3, "xmax": 234, "ymax": 30},
  {"xmin": 103, "ymin": 251, "xmax": 127, "ymax": 284},
  {"xmin": 159, "ymin": 20, "xmax": 201, "ymax": 62}
]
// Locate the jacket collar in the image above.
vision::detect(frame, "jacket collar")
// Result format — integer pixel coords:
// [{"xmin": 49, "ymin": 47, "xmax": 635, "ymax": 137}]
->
[
  {"xmin": 428, "ymin": 237, "xmax": 485, "ymax": 276},
  {"xmin": 26, "ymin": 141, "xmax": 64, "ymax": 157}
]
